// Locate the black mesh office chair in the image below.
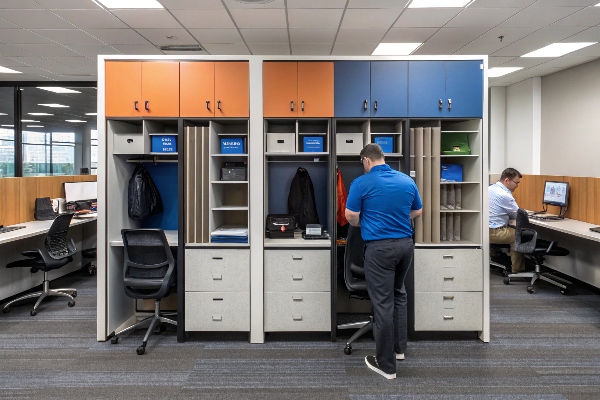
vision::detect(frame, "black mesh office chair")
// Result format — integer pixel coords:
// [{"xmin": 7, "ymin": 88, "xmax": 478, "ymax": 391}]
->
[
  {"xmin": 109, "ymin": 229, "xmax": 177, "ymax": 355},
  {"xmin": 490, "ymin": 243, "xmax": 511, "ymax": 276},
  {"xmin": 504, "ymin": 208, "xmax": 572, "ymax": 294},
  {"xmin": 2, "ymin": 213, "xmax": 77, "ymax": 316}
]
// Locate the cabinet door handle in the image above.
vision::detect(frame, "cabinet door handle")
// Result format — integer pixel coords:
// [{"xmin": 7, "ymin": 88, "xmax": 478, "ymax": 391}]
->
[
  {"xmin": 301, "ymin": 100, "xmax": 305, "ymax": 112},
  {"xmin": 212, "ymin": 315, "xmax": 222, "ymax": 321},
  {"xmin": 443, "ymin": 316, "xmax": 454, "ymax": 320},
  {"xmin": 439, "ymin": 99, "xmax": 443, "ymax": 109},
  {"xmin": 134, "ymin": 100, "xmax": 138, "ymax": 111},
  {"xmin": 144, "ymin": 100, "xmax": 149, "ymax": 111},
  {"xmin": 292, "ymin": 255, "xmax": 303, "ymax": 260},
  {"xmin": 292, "ymin": 296, "xmax": 303, "ymax": 301},
  {"xmin": 292, "ymin": 315, "xmax": 303, "ymax": 321},
  {"xmin": 212, "ymin": 257, "xmax": 223, "ymax": 260},
  {"xmin": 292, "ymin": 274, "xmax": 303, "ymax": 281},
  {"xmin": 206, "ymin": 100, "xmax": 210, "ymax": 111},
  {"xmin": 448, "ymin": 99, "xmax": 452, "ymax": 110},
  {"xmin": 290, "ymin": 100, "xmax": 294, "ymax": 111},
  {"xmin": 363, "ymin": 100, "xmax": 368, "ymax": 110},
  {"xmin": 442, "ymin": 255, "xmax": 454, "ymax": 259},
  {"xmin": 213, "ymin": 298, "xmax": 223, "ymax": 301},
  {"xmin": 217, "ymin": 100, "xmax": 221, "ymax": 111},
  {"xmin": 212, "ymin": 274, "xmax": 222, "ymax": 280},
  {"xmin": 374, "ymin": 100, "xmax": 378, "ymax": 111},
  {"xmin": 443, "ymin": 276, "xmax": 454, "ymax": 281},
  {"xmin": 443, "ymin": 295, "xmax": 455, "ymax": 300}
]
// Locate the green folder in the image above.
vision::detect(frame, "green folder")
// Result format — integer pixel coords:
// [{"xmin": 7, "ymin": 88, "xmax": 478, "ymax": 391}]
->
[{"xmin": 441, "ymin": 132, "xmax": 470, "ymax": 155}]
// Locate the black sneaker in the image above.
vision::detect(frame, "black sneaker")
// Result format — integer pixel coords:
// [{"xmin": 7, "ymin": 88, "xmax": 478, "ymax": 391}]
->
[{"xmin": 365, "ymin": 355, "xmax": 396, "ymax": 379}]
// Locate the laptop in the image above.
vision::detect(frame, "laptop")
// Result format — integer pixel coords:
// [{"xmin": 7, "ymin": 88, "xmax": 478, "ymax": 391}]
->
[{"xmin": 590, "ymin": 227, "xmax": 600, "ymax": 234}]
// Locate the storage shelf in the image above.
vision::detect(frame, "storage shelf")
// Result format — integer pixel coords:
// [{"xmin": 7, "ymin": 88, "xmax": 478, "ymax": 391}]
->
[
  {"xmin": 439, "ymin": 209, "xmax": 479, "ymax": 213},
  {"xmin": 149, "ymin": 152, "xmax": 178, "ymax": 155},
  {"xmin": 148, "ymin": 133, "xmax": 178, "ymax": 136},
  {"xmin": 210, "ymin": 153, "xmax": 248, "ymax": 157},
  {"xmin": 440, "ymin": 181, "xmax": 479, "ymax": 185},
  {"xmin": 211, "ymin": 206, "xmax": 249, "ymax": 211},
  {"xmin": 217, "ymin": 133, "xmax": 248, "ymax": 136},
  {"xmin": 416, "ymin": 241, "xmax": 482, "ymax": 247},
  {"xmin": 440, "ymin": 130, "xmax": 479, "ymax": 133},
  {"xmin": 440, "ymin": 154, "xmax": 479, "ymax": 157},
  {"xmin": 185, "ymin": 243, "xmax": 250, "ymax": 248},
  {"xmin": 210, "ymin": 180, "xmax": 248, "ymax": 184}
]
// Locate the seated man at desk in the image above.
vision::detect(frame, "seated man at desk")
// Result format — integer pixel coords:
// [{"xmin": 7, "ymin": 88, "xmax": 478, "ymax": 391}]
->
[{"xmin": 489, "ymin": 167, "xmax": 525, "ymax": 273}]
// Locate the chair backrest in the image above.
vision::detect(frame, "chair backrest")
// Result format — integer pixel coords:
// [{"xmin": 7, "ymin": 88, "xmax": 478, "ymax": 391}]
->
[
  {"xmin": 344, "ymin": 225, "xmax": 367, "ymax": 293},
  {"xmin": 45, "ymin": 213, "xmax": 76, "ymax": 259},
  {"xmin": 514, "ymin": 208, "xmax": 537, "ymax": 254}
]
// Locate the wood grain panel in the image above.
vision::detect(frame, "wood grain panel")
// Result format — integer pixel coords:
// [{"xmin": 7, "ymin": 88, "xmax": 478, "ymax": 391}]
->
[
  {"xmin": 38, "ymin": 176, "xmax": 74, "ymax": 199},
  {"xmin": 142, "ymin": 62, "xmax": 180, "ymax": 117},
  {"xmin": 590, "ymin": 178, "xmax": 600, "ymax": 225},
  {"xmin": 105, "ymin": 61, "xmax": 142, "ymax": 117},
  {"xmin": 180, "ymin": 62, "xmax": 215, "ymax": 117},
  {"xmin": 263, "ymin": 62, "xmax": 297, "ymax": 117},
  {"xmin": 0, "ymin": 178, "xmax": 20, "ymax": 226},
  {"xmin": 215, "ymin": 61, "xmax": 249, "ymax": 117},
  {"xmin": 72, "ymin": 175, "xmax": 97, "ymax": 182},
  {"xmin": 19, "ymin": 177, "xmax": 39, "ymax": 222},
  {"xmin": 297, "ymin": 62, "xmax": 334, "ymax": 117},
  {"xmin": 563, "ymin": 176, "xmax": 587, "ymax": 221}
]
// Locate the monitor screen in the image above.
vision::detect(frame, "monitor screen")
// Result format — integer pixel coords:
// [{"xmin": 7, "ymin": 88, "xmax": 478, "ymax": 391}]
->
[
  {"xmin": 543, "ymin": 181, "xmax": 569, "ymax": 208},
  {"xmin": 64, "ymin": 181, "xmax": 97, "ymax": 203}
]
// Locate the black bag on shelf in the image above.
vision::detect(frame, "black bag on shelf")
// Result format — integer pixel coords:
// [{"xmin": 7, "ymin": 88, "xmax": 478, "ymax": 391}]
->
[
  {"xmin": 127, "ymin": 163, "xmax": 163, "ymax": 220},
  {"xmin": 34, "ymin": 197, "xmax": 57, "ymax": 220},
  {"xmin": 287, "ymin": 167, "xmax": 319, "ymax": 230}
]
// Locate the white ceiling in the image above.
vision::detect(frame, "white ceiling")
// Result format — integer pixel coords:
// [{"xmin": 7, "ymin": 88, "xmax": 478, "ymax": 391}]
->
[{"xmin": 0, "ymin": 0, "xmax": 599, "ymax": 86}]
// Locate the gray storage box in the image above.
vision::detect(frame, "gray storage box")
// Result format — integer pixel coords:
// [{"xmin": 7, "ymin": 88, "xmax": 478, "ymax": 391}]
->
[
  {"xmin": 221, "ymin": 167, "xmax": 246, "ymax": 181},
  {"xmin": 113, "ymin": 132, "xmax": 147, "ymax": 154},
  {"xmin": 336, "ymin": 133, "xmax": 363, "ymax": 154},
  {"xmin": 267, "ymin": 132, "xmax": 295, "ymax": 154}
]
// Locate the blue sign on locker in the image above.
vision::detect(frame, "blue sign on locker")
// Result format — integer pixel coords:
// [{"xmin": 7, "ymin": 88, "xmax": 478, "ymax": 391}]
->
[
  {"xmin": 220, "ymin": 137, "xmax": 245, "ymax": 154},
  {"xmin": 303, "ymin": 136, "xmax": 323, "ymax": 152},
  {"xmin": 151, "ymin": 135, "xmax": 177, "ymax": 153},
  {"xmin": 374, "ymin": 136, "xmax": 393, "ymax": 153}
]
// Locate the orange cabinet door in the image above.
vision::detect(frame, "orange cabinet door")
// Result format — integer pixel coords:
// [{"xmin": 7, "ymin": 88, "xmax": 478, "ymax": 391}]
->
[
  {"xmin": 141, "ymin": 62, "xmax": 180, "ymax": 117},
  {"xmin": 105, "ymin": 61, "xmax": 141, "ymax": 117},
  {"xmin": 298, "ymin": 62, "xmax": 334, "ymax": 117},
  {"xmin": 180, "ymin": 62, "xmax": 215, "ymax": 117},
  {"xmin": 215, "ymin": 62, "xmax": 249, "ymax": 118},
  {"xmin": 263, "ymin": 62, "xmax": 298, "ymax": 117}
]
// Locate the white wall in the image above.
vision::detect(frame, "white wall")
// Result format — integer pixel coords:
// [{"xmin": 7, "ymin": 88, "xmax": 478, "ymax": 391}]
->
[
  {"xmin": 541, "ymin": 58, "xmax": 600, "ymax": 177},
  {"xmin": 489, "ymin": 86, "xmax": 506, "ymax": 174}
]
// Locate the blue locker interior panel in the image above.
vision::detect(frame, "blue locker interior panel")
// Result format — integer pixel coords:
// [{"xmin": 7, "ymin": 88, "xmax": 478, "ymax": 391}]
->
[
  {"xmin": 408, "ymin": 61, "xmax": 445, "ymax": 117},
  {"xmin": 445, "ymin": 60, "xmax": 483, "ymax": 118},
  {"xmin": 370, "ymin": 61, "xmax": 408, "ymax": 117},
  {"xmin": 334, "ymin": 61, "xmax": 370, "ymax": 118},
  {"xmin": 140, "ymin": 162, "xmax": 178, "ymax": 231}
]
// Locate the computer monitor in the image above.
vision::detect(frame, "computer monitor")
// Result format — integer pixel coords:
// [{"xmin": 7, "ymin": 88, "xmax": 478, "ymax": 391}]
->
[
  {"xmin": 64, "ymin": 181, "xmax": 97, "ymax": 203},
  {"xmin": 543, "ymin": 181, "xmax": 569, "ymax": 208}
]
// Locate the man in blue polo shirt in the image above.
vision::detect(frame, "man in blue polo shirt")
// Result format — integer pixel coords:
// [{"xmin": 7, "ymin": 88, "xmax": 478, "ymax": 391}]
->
[{"xmin": 345, "ymin": 143, "xmax": 422, "ymax": 380}]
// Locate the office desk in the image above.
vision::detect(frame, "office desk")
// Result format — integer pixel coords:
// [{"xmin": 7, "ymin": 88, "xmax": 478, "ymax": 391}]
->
[
  {"xmin": 526, "ymin": 214, "xmax": 600, "ymax": 288},
  {"xmin": 0, "ymin": 217, "xmax": 97, "ymax": 302}
]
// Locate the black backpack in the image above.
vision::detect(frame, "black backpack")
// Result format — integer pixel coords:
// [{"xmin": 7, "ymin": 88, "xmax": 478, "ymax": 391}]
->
[
  {"xmin": 127, "ymin": 163, "xmax": 163, "ymax": 220},
  {"xmin": 288, "ymin": 167, "xmax": 320, "ymax": 230}
]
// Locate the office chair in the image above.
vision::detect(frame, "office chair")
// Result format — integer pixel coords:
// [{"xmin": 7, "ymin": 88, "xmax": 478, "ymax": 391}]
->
[
  {"xmin": 109, "ymin": 229, "xmax": 177, "ymax": 355},
  {"xmin": 503, "ymin": 208, "xmax": 572, "ymax": 295},
  {"xmin": 81, "ymin": 247, "xmax": 96, "ymax": 276},
  {"xmin": 489, "ymin": 243, "xmax": 511, "ymax": 276},
  {"xmin": 2, "ymin": 213, "xmax": 77, "ymax": 316}
]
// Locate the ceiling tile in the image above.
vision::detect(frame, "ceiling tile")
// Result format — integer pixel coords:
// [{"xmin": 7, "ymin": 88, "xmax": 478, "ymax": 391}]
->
[
  {"xmin": 488, "ymin": 56, "xmax": 519, "ymax": 67},
  {"xmin": 109, "ymin": 44, "xmax": 162, "ymax": 55},
  {"xmin": 492, "ymin": 41, "xmax": 552, "ymax": 57},
  {"xmin": 331, "ymin": 43, "xmax": 379, "ymax": 55},
  {"xmin": 0, "ymin": 19, "xmax": 19, "ymax": 29},
  {"xmin": 445, "ymin": 8, "xmax": 521, "ymax": 28},
  {"xmin": 394, "ymin": 9, "xmax": 462, "ymax": 28},
  {"xmin": 470, "ymin": 0, "xmax": 537, "ymax": 7},
  {"xmin": 567, "ymin": 43, "xmax": 600, "ymax": 57},
  {"xmin": 383, "ymin": 28, "xmax": 438, "ymax": 42},
  {"xmin": 222, "ymin": 0, "xmax": 285, "ymax": 9},
  {"xmin": 3, "ymin": 65, "xmax": 56, "ymax": 75},
  {"xmin": 0, "ymin": 29, "xmax": 54, "ymax": 44},
  {"xmin": 540, "ymin": 56, "xmax": 597, "ymax": 68},
  {"xmin": 52, "ymin": 10, "xmax": 128, "ymax": 29},
  {"xmin": 170, "ymin": 9, "xmax": 235, "ymax": 29},
  {"xmin": 427, "ymin": 27, "xmax": 490, "ymax": 43},
  {"xmin": 35, "ymin": 0, "xmax": 103, "ymax": 9},
  {"xmin": 135, "ymin": 29, "xmax": 198, "ymax": 46},
  {"xmin": 0, "ymin": 73, "xmax": 55, "ymax": 81},
  {"xmin": 229, "ymin": 9, "xmax": 287, "ymax": 29},
  {"xmin": 473, "ymin": 27, "xmax": 540, "ymax": 43},
  {"xmin": 288, "ymin": 9, "xmax": 343, "ymax": 29},
  {"xmin": 38, "ymin": 64, "xmax": 88, "ymax": 76},
  {"xmin": 291, "ymin": 43, "xmax": 332, "ymax": 55},
  {"xmin": 189, "ymin": 29, "xmax": 243, "ymax": 44},
  {"xmin": 530, "ymin": 0, "xmax": 597, "ymax": 6},
  {"xmin": 66, "ymin": 44, "xmax": 122, "ymax": 57},
  {"xmin": 335, "ymin": 29, "xmax": 387, "ymax": 44},
  {"xmin": 521, "ymin": 27, "xmax": 589, "ymax": 44},
  {"xmin": 84, "ymin": 29, "xmax": 152, "ymax": 45},
  {"xmin": 159, "ymin": 0, "xmax": 225, "ymax": 9},
  {"xmin": 0, "ymin": 1, "xmax": 43, "ymax": 9},
  {"xmin": 287, "ymin": 0, "xmax": 347, "ymax": 8},
  {"xmin": 239, "ymin": 29, "xmax": 288, "ymax": 44},
  {"xmin": 290, "ymin": 29, "xmax": 337, "ymax": 44},
  {"xmin": 48, "ymin": 57, "xmax": 97, "ymax": 69},
  {"xmin": 162, "ymin": 49, "xmax": 209, "ymax": 56},
  {"xmin": 202, "ymin": 43, "xmax": 251, "ymax": 55},
  {"xmin": 551, "ymin": 7, "xmax": 600, "ymax": 27},
  {"xmin": 412, "ymin": 42, "xmax": 466, "ymax": 55},
  {"xmin": 454, "ymin": 42, "xmax": 507, "ymax": 55},
  {"xmin": 33, "ymin": 29, "xmax": 105, "ymax": 45},
  {"xmin": 341, "ymin": 9, "xmax": 401, "ymax": 29},
  {"xmin": 110, "ymin": 10, "xmax": 182, "ymax": 29},
  {"xmin": 0, "ymin": 44, "xmax": 36, "ymax": 57},
  {"xmin": 1, "ymin": 10, "xmax": 76, "ymax": 29},
  {"xmin": 248, "ymin": 43, "xmax": 290, "ymax": 55},
  {"xmin": 0, "ymin": 56, "xmax": 24, "ymax": 67},
  {"xmin": 18, "ymin": 44, "xmax": 81, "ymax": 57},
  {"xmin": 499, "ymin": 7, "xmax": 582, "ymax": 28},
  {"xmin": 488, "ymin": 57, "xmax": 545, "ymax": 69},
  {"xmin": 348, "ymin": 0, "xmax": 410, "ymax": 7}
]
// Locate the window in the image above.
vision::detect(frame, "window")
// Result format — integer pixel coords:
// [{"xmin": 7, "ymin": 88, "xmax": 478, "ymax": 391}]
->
[
  {"xmin": 22, "ymin": 131, "xmax": 75, "ymax": 176},
  {"xmin": 91, "ymin": 129, "xmax": 98, "ymax": 175},
  {"xmin": 0, "ymin": 87, "xmax": 15, "ymax": 177}
]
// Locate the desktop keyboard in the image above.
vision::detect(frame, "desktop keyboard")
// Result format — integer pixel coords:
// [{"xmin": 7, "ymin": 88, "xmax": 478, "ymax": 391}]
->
[
  {"xmin": 530, "ymin": 215, "xmax": 563, "ymax": 221},
  {"xmin": 0, "ymin": 226, "xmax": 26, "ymax": 234}
]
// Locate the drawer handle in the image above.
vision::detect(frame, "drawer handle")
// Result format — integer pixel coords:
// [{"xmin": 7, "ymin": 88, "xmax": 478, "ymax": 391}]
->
[
  {"xmin": 134, "ymin": 100, "xmax": 138, "ymax": 111},
  {"xmin": 292, "ymin": 296, "xmax": 303, "ymax": 301},
  {"xmin": 443, "ymin": 316, "xmax": 454, "ymax": 320},
  {"xmin": 212, "ymin": 274, "xmax": 222, "ymax": 280},
  {"xmin": 443, "ymin": 277, "xmax": 454, "ymax": 281},
  {"xmin": 206, "ymin": 100, "xmax": 210, "ymax": 111},
  {"xmin": 292, "ymin": 255, "xmax": 303, "ymax": 260},
  {"xmin": 301, "ymin": 100, "xmax": 305, "ymax": 112},
  {"xmin": 292, "ymin": 315, "xmax": 303, "ymax": 321},
  {"xmin": 292, "ymin": 274, "xmax": 303, "ymax": 281},
  {"xmin": 212, "ymin": 257, "xmax": 223, "ymax": 260},
  {"xmin": 217, "ymin": 100, "xmax": 221, "ymax": 110},
  {"xmin": 212, "ymin": 315, "xmax": 222, "ymax": 321},
  {"xmin": 443, "ymin": 295, "xmax": 455, "ymax": 300},
  {"xmin": 443, "ymin": 255, "xmax": 454, "ymax": 259},
  {"xmin": 144, "ymin": 100, "xmax": 149, "ymax": 111},
  {"xmin": 290, "ymin": 100, "xmax": 294, "ymax": 111},
  {"xmin": 127, "ymin": 139, "xmax": 133, "ymax": 143},
  {"xmin": 213, "ymin": 298, "xmax": 223, "ymax": 301}
]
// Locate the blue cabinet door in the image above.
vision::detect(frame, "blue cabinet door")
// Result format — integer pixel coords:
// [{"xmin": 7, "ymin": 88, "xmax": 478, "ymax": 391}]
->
[
  {"xmin": 370, "ymin": 61, "xmax": 408, "ymax": 117},
  {"xmin": 334, "ymin": 61, "xmax": 370, "ymax": 117},
  {"xmin": 408, "ymin": 61, "xmax": 445, "ymax": 117},
  {"xmin": 445, "ymin": 60, "xmax": 483, "ymax": 118}
]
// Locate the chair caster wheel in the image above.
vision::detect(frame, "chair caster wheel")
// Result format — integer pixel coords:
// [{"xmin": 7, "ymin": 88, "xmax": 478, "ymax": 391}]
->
[
  {"xmin": 2, "ymin": 308, "xmax": 9, "ymax": 314},
  {"xmin": 503, "ymin": 277, "xmax": 510, "ymax": 285},
  {"xmin": 560, "ymin": 289, "xmax": 569, "ymax": 295},
  {"xmin": 72, "ymin": 292, "xmax": 77, "ymax": 298},
  {"xmin": 343, "ymin": 346, "xmax": 352, "ymax": 355},
  {"xmin": 68, "ymin": 301, "xmax": 75, "ymax": 307},
  {"xmin": 527, "ymin": 286, "xmax": 534, "ymax": 294},
  {"xmin": 30, "ymin": 310, "xmax": 37, "ymax": 316},
  {"xmin": 136, "ymin": 346, "xmax": 146, "ymax": 355},
  {"xmin": 111, "ymin": 336, "xmax": 119, "ymax": 344}
]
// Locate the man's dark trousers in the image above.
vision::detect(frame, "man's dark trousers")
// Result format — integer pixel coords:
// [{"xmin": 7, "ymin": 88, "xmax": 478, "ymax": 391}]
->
[{"xmin": 364, "ymin": 237, "xmax": 414, "ymax": 374}]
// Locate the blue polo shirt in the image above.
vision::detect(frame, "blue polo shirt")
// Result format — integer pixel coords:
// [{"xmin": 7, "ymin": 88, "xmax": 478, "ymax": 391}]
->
[{"xmin": 346, "ymin": 164, "xmax": 422, "ymax": 241}]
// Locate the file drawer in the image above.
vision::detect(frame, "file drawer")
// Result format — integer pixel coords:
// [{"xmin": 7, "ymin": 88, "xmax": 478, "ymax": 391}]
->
[
  {"xmin": 185, "ymin": 292, "xmax": 249, "ymax": 331},
  {"xmin": 414, "ymin": 292, "xmax": 482, "ymax": 331},
  {"xmin": 414, "ymin": 248, "xmax": 482, "ymax": 292},
  {"xmin": 185, "ymin": 249, "xmax": 249, "ymax": 292},
  {"xmin": 264, "ymin": 250, "xmax": 330, "ymax": 292},
  {"xmin": 264, "ymin": 292, "xmax": 330, "ymax": 332}
]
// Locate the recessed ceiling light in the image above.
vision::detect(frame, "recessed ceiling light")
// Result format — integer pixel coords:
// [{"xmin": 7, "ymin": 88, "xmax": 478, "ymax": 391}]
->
[
  {"xmin": 27, "ymin": 125, "xmax": 44, "ymax": 128},
  {"xmin": 235, "ymin": 0, "xmax": 276, "ymax": 4},
  {"xmin": 28, "ymin": 113, "xmax": 54, "ymax": 116},
  {"xmin": 38, "ymin": 103, "xmax": 69, "ymax": 108},
  {"xmin": 0, "ymin": 66, "xmax": 22, "ymax": 74},
  {"xmin": 37, "ymin": 87, "xmax": 81, "ymax": 94},
  {"xmin": 522, "ymin": 42, "xmax": 597, "ymax": 57},
  {"xmin": 66, "ymin": 120, "xmax": 86, "ymax": 123},
  {"xmin": 488, "ymin": 67, "xmax": 523, "ymax": 78},
  {"xmin": 372, "ymin": 43, "xmax": 422, "ymax": 56},
  {"xmin": 1, "ymin": 125, "xmax": 14, "ymax": 127},
  {"xmin": 408, "ymin": 0, "xmax": 472, "ymax": 8},
  {"xmin": 95, "ymin": 0, "xmax": 163, "ymax": 8},
  {"xmin": 85, "ymin": 113, "xmax": 97, "ymax": 116},
  {"xmin": 158, "ymin": 44, "xmax": 204, "ymax": 52},
  {"xmin": 21, "ymin": 120, "xmax": 40, "ymax": 123}
]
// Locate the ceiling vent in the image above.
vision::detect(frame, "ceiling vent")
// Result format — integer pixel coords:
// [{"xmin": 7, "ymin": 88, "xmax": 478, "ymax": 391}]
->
[
  {"xmin": 158, "ymin": 44, "xmax": 204, "ymax": 51},
  {"xmin": 235, "ymin": 0, "xmax": 275, "ymax": 4}
]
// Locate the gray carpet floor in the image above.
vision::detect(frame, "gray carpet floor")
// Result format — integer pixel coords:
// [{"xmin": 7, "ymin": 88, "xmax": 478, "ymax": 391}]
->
[{"xmin": 1, "ymin": 268, "xmax": 600, "ymax": 399}]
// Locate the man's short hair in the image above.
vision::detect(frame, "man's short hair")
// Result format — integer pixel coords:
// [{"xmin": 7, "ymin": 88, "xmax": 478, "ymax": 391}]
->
[
  {"xmin": 360, "ymin": 143, "xmax": 384, "ymax": 161},
  {"xmin": 500, "ymin": 167, "xmax": 522, "ymax": 181}
]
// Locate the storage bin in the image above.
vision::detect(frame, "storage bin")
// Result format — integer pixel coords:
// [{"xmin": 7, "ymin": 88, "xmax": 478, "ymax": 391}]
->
[
  {"xmin": 220, "ymin": 137, "xmax": 245, "ymax": 154},
  {"xmin": 267, "ymin": 132, "xmax": 295, "ymax": 153},
  {"xmin": 301, "ymin": 136, "xmax": 324, "ymax": 153},
  {"xmin": 113, "ymin": 132, "xmax": 146, "ymax": 154},
  {"xmin": 373, "ymin": 136, "xmax": 394, "ymax": 153},
  {"xmin": 336, "ymin": 133, "xmax": 363, "ymax": 154},
  {"xmin": 151, "ymin": 135, "xmax": 177, "ymax": 153}
]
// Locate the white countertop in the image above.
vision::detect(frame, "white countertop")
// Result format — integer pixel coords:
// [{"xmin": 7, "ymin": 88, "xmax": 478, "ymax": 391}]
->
[
  {"xmin": 526, "ymin": 212, "xmax": 600, "ymax": 243},
  {"xmin": 0, "ymin": 217, "xmax": 97, "ymax": 246}
]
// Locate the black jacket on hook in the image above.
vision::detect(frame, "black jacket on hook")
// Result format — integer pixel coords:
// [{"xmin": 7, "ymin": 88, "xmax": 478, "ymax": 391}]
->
[{"xmin": 288, "ymin": 167, "xmax": 320, "ymax": 230}]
